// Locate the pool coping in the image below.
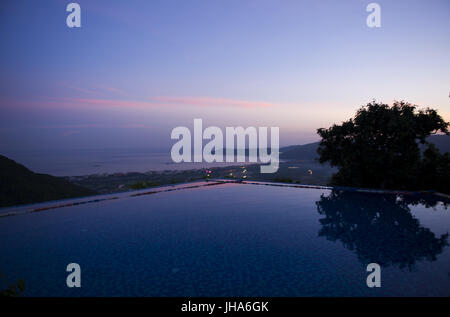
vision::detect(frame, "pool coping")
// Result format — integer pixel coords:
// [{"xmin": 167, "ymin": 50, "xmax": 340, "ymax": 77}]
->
[
  {"xmin": 1, "ymin": 179, "xmax": 448, "ymax": 218},
  {"xmin": 0, "ymin": 180, "xmax": 227, "ymax": 218}
]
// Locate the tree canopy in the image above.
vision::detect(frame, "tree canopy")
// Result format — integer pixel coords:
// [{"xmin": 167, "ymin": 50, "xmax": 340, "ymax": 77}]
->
[{"xmin": 317, "ymin": 101, "xmax": 449, "ymax": 193}]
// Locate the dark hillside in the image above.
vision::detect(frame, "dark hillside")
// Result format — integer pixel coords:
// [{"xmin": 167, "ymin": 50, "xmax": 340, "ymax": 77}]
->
[
  {"xmin": 0, "ymin": 155, "xmax": 96, "ymax": 208},
  {"xmin": 280, "ymin": 135, "xmax": 450, "ymax": 161}
]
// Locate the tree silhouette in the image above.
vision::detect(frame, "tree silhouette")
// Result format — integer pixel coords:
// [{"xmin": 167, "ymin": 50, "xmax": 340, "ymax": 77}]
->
[
  {"xmin": 317, "ymin": 101, "xmax": 449, "ymax": 192},
  {"xmin": 316, "ymin": 190, "xmax": 449, "ymax": 269}
]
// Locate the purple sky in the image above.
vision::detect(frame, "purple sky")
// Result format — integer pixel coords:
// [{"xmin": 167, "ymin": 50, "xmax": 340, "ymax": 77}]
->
[{"xmin": 1, "ymin": 0, "xmax": 449, "ymax": 151}]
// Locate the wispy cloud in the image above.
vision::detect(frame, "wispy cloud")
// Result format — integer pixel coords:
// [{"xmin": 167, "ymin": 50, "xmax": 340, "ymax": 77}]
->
[
  {"xmin": 60, "ymin": 84, "xmax": 100, "ymax": 96},
  {"xmin": 41, "ymin": 123, "xmax": 156, "ymax": 130},
  {"xmin": 61, "ymin": 83, "xmax": 131, "ymax": 98},
  {"xmin": 152, "ymin": 96, "xmax": 275, "ymax": 108},
  {"xmin": 67, "ymin": 96, "xmax": 277, "ymax": 109},
  {"xmin": 96, "ymin": 85, "xmax": 131, "ymax": 97},
  {"xmin": 62, "ymin": 98, "xmax": 159, "ymax": 109},
  {"xmin": 15, "ymin": 96, "xmax": 277, "ymax": 110},
  {"xmin": 1, "ymin": 95, "xmax": 279, "ymax": 112}
]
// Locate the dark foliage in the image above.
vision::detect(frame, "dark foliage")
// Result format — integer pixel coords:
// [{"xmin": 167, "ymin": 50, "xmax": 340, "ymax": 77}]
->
[
  {"xmin": 317, "ymin": 101, "xmax": 450, "ymax": 193},
  {"xmin": 0, "ymin": 272, "xmax": 25, "ymax": 297},
  {"xmin": 316, "ymin": 190, "xmax": 449, "ymax": 269}
]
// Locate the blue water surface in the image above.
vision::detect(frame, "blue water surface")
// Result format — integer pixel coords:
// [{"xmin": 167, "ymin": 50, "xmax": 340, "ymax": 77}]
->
[{"xmin": 0, "ymin": 182, "xmax": 449, "ymax": 296}]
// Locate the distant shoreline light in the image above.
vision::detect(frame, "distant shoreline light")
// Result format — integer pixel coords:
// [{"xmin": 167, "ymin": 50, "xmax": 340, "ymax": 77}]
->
[{"xmin": 170, "ymin": 119, "xmax": 279, "ymax": 173}]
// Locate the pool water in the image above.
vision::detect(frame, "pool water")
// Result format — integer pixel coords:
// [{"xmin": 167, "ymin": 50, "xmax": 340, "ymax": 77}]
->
[{"xmin": 0, "ymin": 182, "xmax": 449, "ymax": 296}]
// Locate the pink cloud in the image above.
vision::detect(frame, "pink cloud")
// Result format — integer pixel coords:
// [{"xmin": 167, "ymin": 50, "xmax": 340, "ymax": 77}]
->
[
  {"xmin": 0, "ymin": 98, "xmax": 159, "ymax": 110},
  {"xmin": 52, "ymin": 98, "xmax": 160, "ymax": 109},
  {"xmin": 47, "ymin": 96, "xmax": 276, "ymax": 110},
  {"xmin": 44, "ymin": 124, "xmax": 154, "ymax": 130},
  {"xmin": 152, "ymin": 96, "xmax": 275, "ymax": 108},
  {"xmin": 1, "ymin": 95, "xmax": 277, "ymax": 111}
]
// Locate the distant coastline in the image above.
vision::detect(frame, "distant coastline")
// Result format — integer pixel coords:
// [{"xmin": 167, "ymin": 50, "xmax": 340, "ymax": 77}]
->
[
  {"xmin": 1, "ymin": 149, "xmax": 249, "ymax": 177},
  {"xmin": 64, "ymin": 160, "xmax": 336, "ymax": 195}
]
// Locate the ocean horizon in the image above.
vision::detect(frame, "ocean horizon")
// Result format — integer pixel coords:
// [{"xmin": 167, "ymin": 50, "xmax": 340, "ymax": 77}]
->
[{"xmin": 1, "ymin": 148, "xmax": 260, "ymax": 177}]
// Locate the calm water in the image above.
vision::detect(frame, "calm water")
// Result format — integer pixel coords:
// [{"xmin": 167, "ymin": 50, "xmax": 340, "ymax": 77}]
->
[
  {"xmin": 2, "ymin": 148, "xmax": 248, "ymax": 176},
  {"xmin": 0, "ymin": 182, "xmax": 449, "ymax": 296}
]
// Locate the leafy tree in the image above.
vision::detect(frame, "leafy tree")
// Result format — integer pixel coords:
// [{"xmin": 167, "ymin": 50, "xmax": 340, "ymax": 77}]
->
[{"xmin": 317, "ymin": 101, "xmax": 449, "ymax": 192}]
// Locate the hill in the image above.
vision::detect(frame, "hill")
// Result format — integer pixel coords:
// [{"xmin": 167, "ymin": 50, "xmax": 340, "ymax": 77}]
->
[
  {"xmin": 0, "ymin": 155, "xmax": 97, "ymax": 208},
  {"xmin": 426, "ymin": 134, "xmax": 450, "ymax": 154},
  {"xmin": 280, "ymin": 134, "xmax": 450, "ymax": 161},
  {"xmin": 280, "ymin": 142, "xmax": 320, "ymax": 161}
]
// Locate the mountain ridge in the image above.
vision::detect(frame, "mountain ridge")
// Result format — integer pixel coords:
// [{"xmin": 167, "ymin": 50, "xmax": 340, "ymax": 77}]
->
[{"xmin": 280, "ymin": 134, "xmax": 450, "ymax": 161}]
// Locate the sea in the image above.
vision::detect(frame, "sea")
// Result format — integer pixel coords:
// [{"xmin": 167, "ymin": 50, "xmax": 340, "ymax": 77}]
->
[{"xmin": 2, "ymin": 148, "xmax": 248, "ymax": 177}]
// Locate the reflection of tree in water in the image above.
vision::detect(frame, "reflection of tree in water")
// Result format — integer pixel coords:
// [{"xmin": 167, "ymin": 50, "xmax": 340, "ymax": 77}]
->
[{"xmin": 316, "ymin": 191, "xmax": 449, "ymax": 270}]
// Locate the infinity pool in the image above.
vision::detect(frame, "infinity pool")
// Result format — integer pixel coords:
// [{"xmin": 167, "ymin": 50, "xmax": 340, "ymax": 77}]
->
[{"xmin": 0, "ymin": 181, "xmax": 449, "ymax": 296}]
